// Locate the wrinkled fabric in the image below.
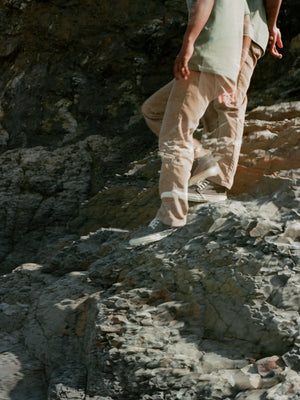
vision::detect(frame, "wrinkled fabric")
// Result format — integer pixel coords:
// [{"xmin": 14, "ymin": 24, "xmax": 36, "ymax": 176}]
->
[
  {"xmin": 142, "ymin": 44, "xmax": 263, "ymax": 225},
  {"xmin": 201, "ymin": 43, "xmax": 263, "ymax": 189},
  {"xmin": 143, "ymin": 71, "xmax": 234, "ymax": 226}
]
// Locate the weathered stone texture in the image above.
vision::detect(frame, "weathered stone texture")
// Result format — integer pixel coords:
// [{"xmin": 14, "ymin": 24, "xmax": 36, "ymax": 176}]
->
[
  {"xmin": 0, "ymin": 0, "xmax": 300, "ymax": 399},
  {"xmin": 1, "ymin": 172, "xmax": 300, "ymax": 399}
]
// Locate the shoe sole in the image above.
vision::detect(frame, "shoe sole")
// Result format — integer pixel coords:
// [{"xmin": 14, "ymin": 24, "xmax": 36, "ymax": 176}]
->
[
  {"xmin": 189, "ymin": 165, "xmax": 220, "ymax": 186},
  {"xmin": 188, "ymin": 193, "xmax": 227, "ymax": 203},
  {"xmin": 129, "ymin": 229, "xmax": 174, "ymax": 246}
]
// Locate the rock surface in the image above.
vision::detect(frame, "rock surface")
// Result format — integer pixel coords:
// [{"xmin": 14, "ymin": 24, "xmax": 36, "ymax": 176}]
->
[
  {"xmin": 1, "ymin": 175, "xmax": 300, "ymax": 399},
  {"xmin": 0, "ymin": 0, "xmax": 299, "ymax": 273},
  {"xmin": 0, "ymin": 0, "xmax": 300, "ymax": 399}
]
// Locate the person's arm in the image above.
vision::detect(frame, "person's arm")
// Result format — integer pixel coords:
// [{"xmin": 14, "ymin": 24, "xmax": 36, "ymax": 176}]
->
[
  {"xmin": 265, "ymin": 0, "xmax": 283, "ymax": 58},
  {"xmin": 174, "ymin": 0, "xmax": 214, "ymax": 80}
]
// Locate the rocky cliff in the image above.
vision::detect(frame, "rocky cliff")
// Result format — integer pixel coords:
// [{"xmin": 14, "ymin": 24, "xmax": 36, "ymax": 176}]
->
[
  {"xmin": 0, "ymin": 0, "xmax": 300, "ymax": 272},
  {"xmin": 0, "ymin": 0, "xmax": 300, "ymax": 399}
]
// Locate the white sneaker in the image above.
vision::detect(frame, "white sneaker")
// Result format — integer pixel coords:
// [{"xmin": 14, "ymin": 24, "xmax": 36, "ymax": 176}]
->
[
  {"xmin": 189, "ymin": 154, "xmax": 221, "ymax": 186},
  {"xmin": 129, "ymin": 218, "xmax": 177, "ymax": 246},
  {"xmin": 188, "ymin": 179, "xmax": 227, "ymax": 203}
]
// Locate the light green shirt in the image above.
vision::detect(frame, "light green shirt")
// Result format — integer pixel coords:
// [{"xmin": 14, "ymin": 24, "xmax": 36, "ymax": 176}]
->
[
  {"xmin": 248, "ymin": 0, "xmax": 269, "ymax": 52},
  {"xmin": 187, "ymin": 0, "xmax": 250, "ymax": 82}
]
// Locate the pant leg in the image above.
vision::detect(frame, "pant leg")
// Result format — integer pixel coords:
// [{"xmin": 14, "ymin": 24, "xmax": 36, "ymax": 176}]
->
[
  {"xmin": 142, "ymin": 80, "xmax": 202, "ymax": 160},
  {"xmin": 200, "ymin": 43, "xmax": 263, "ymax": 189},
  {"xmin": 156, "ymin": 71, "xmax": 235, "ymax": 226},
  {"xmin": 142, "ymin": 80, "xmax": 174, "ymax": 137}
]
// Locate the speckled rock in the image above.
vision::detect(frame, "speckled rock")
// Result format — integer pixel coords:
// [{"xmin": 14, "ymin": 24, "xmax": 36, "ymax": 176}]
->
[
  {"xmin": 0, "ymin": 0, "xmax": 300, "ymax": 399},
  {"xmin": 0, "ymin": 173, "xmax": 299, "ymax": 399}
]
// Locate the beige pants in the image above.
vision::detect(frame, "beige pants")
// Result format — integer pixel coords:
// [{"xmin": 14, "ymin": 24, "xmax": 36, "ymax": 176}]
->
[
  {"xmin": 142, "ymin": 43, "xmax": 262, "ymax": 226},
  {"xmin": 201, "ymin": 43, "xmax": 263, "ymax": 189}
]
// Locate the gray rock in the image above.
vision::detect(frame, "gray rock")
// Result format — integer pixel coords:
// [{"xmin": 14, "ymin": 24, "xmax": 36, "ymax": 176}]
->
[
  {"xmin": 0, "ymin": 1, "xmax": 299, "ymax": 398},
  {"xmin": 1, "ymin": 172, "xmax": 299, "ymax": 399}
]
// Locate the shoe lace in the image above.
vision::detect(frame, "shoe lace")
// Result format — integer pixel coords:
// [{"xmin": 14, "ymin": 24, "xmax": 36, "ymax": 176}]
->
[
  {"xmin": 195, "ymin": 179, "xmax": 210, "ymax": 193},
  {"xmin": 149, "ymin": 218, "xmax": 161, "ymax": 229}
]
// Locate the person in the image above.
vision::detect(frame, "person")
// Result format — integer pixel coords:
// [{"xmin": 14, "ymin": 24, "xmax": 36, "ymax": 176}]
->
[
  {"xmin": 130, "ymin": 0, "xmax": 252, "ymax": 246},
  {"xmin": 187, "ymin": 0, "xmax": 283, "ymax": 203}
]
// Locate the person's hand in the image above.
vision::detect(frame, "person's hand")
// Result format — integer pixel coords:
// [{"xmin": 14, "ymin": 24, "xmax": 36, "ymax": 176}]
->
[
  {"xmin": 174, "ymin": 42, "xmax": 194, "ymax": 80},
  {"xmin": 268, "ymin": 26, "xmax": 283, "ymax": 59}
]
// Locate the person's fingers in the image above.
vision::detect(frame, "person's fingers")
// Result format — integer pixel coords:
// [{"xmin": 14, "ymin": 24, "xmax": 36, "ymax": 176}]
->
[
  {"xmin": 268, "ymin": 29, "xmax": 283, "ymax": 59},
  {"xmin": 181, "ymin": 63, "xmax": 190, "ymax": 80},
  {"xmin": 269, "ymin": 33, "xmax": 275, "ymax": 47},
  {"xmin": 273, "ymin": 36, "xmax": 283, "ymax": 58},
  {"xmin": 270, "ymin": 45, "xmax": 282, "ymax": 59},
  {"xmin": 174, "ymin": 57, "xmax": 190, "ymax": 80},
  {"xmin": 277, "ymin": 30, "xmax": 283, "ymax": 49}
]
